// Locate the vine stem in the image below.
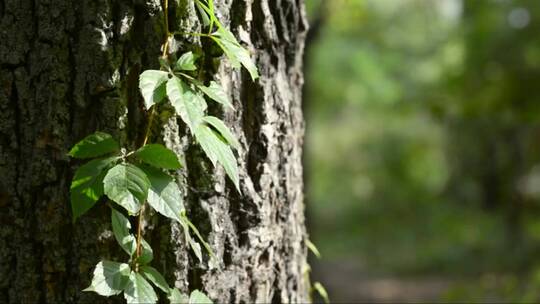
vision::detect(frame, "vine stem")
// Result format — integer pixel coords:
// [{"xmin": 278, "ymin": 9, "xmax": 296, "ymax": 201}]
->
[{"xmin": 135, "ymin": 0, "xmax": 170, "ymax": 272}]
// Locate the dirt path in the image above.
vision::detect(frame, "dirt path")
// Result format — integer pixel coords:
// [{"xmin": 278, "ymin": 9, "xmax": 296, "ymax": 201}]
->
[{"xmin": 313, "ymin": 260, "xmax": 453, "ymax": 303}]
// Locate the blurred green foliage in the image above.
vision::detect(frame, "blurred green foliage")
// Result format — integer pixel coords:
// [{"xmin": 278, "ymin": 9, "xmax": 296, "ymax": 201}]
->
[{"xmin": 305, "ymin": 0, "xmax": 540, "ymax": 299}]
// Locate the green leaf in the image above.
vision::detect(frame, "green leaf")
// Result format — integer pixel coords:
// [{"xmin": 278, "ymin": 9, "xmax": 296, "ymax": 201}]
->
[
  {"xmin": 306, "ymin": 239, "xmax": 321, "ymax": 259},
  {"xmin": 175, "ymin": 52, "xmax": 198, "ymax": 71},
  {"xmin": 69, "ymin": 132, "xmax": 119, "ymax": 159},
  {"xmin": 135, "ymin": 144, "xmax": 182, "ymax": 169},
  {"xmin": 110, "ymin": 208, "xmax": 152, "ymax": 264},
  {"xmin": 142, "ymin": 166, "xmax": 184, "ymax": 223},
  {"xmin": 111, "ymin": 208, "xmax": 136, "ymax": 256},
  {"xmin": 138, "ymin": 238, "xmax": 153, "ymax": 265},
  {"xmin": 181, "ymin": 214, "xmax": 215, "ymax": 261},
  {"xmin": 103, "ymin": 164, "xmax": 150, "ymax": 214},
  {"xmin": 197, "ymin": 81, "xmax": 233, "ymax": 109},
  {"xmin": 159, "ymin": 57, "xmax": 171, "ymax": 70},
  {"xmin": 189, "ymin": 290, "xmax": 213, "ymax": 304},
  {"xmin": 313, "ymin": 282, "xmax": 330, "ymax": 304},
  {"xmin": 208, "ymin": 0, "xmax": 216, "ymax": 32},
  {"xmin": 123, "ymin": 272, "xmax": 158, "ymax": 304},
  {"xmin": 194, "ymin": 124, "xmax": 239, "ymax": 189},
  {"xmin": 140, "ymin": 265, "xmax": 170, "ymax": 293},
  {"xmin": 169, "ymin": 288, "xmax": 190, "ymax": 304},
  {"xmin": 194, "ymin": 1, "xmax": 211, "ymax": 27},
  {"xmin": 189, "ymin": 238, "xmax": 203, "ymax": 263},
  {"xmin": 202, "ymin": 116, "xmax": 240, "ymax": 149},
  {"xmin": 70, "ymin": 156, "xmax": 118, "ymax": 221},
  {"xmin": 83, "ymin": 260, "xmax": 130, "ymax": 296},
  {"xmin": 139, "ymin": 70, "xmax": 169, "ymax": 109},
  {"xmin": 211, "ymin": 27, "xmax": 259, "ymax": 80},
  {"xmin": 176, "ymin": 216, "xmax": 203, "ymax": 263},
  {"xmin": 166, "ymin": 76, "xmax": 206, "ymax": 131}
]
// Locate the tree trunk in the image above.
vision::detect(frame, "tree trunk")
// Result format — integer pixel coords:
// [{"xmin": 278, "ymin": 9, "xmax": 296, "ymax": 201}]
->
[{"xmin": 0, "ymin": 0, "xmax": 309, "ymax": 303}]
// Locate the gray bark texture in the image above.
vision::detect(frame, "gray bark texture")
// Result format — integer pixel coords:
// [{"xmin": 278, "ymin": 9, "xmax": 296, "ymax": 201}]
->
[{"xmin": 0, "ymin": 0, "xmax": 309, "ymax": 303}]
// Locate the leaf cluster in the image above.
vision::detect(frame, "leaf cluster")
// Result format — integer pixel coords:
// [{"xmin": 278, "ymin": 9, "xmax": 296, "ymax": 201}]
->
[
  {"xmin": 140, "ymin": 49, "xmax": 241, "ymax": 189},
  {"xmin": 69, "ymin": 132, "xmax": 216, "ymax": 303},
  {"xmin": 68, "ymin": 0, "xmax": 260, "ymax": 302}
]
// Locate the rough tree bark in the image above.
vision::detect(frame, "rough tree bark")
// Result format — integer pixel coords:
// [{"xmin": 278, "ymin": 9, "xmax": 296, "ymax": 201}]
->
[{"xmin": 0, "ymin": 0, "xmax": 309, "ymax": 303}]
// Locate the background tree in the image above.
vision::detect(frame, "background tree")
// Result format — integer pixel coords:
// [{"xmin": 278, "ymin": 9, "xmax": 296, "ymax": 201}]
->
[
  {"xmin": 305, "ymin": 0, "xmax": 540, "ymax": 302},
  {"xmin": 0, "ymin": 0, "xmax": 309, "ymax": 303}
]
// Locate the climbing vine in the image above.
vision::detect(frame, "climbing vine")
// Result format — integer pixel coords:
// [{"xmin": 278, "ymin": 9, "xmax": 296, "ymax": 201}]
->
[{"xmin": 68, "ymin": 0, "xmax": 258, "ymax": 302}]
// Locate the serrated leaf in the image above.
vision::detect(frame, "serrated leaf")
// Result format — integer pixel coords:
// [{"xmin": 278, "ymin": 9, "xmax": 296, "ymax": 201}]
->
[
  {"xmin": 166, "ymin": 76, "xmax": 206, "ymax": 131},
  {"xmin": 211, "ymin": 27, "xmax": 259, "ymax": 80},
  {"xmin": 197, "ymin": 81, "xmax": 233, "ymax": 109},
  {"xmin": 111, "ymin": 208, "xmax": 136, "ymax": 256},
  {"xmin": 141, "ymin": 265, "xmax": 170, "ymax": 293},
  {"xmin": 69, "ymin": 132, "xmax": 119, "ymax": 159},
  {"xmin": 139, "ymin": 70, "xmax": 169, "ymax": 109},
  {"xmin": 83, "ymin": 261, "xmax": 130, "ymax": 296},
  {"xmin": 194, "ymin": 124, "xmax": 239, "ymax": 189},
  {"xmin": 169, "ymin": 288, "xmax": 190, "ymax": 304},
  {"xmin": 189, "ymin": 290, "xmax": 213, "ymax": 304},
  {"xmin": 138, "ymin": 238, "xmax": 153, "ymax": 265},
  {"xmin": 142, "ymin": 166, "xmax": 184, "ymax": 223},
  {"xmin": 70, "ymin": 156, "xmax": 118, "ymax": 221},
  {"xmin": 175, "ymin": 52, "xmax": 198, "ymax": 71},
  {"xmin": 203, "ymin": 116, "xmax": 240, "ymax": 149},
  {"xmin": 103, "ymin": 164, "xmax": 150, "ymax": 214},
  {"xmin": 123, "ymin": 272, "xmax": 158, "ymax": 304},
  {"xmin": 135, "ymin": 144, "xmax": 182, "ymax": 169}
]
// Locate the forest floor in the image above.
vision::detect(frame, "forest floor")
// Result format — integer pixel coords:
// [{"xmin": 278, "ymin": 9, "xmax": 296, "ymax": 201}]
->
[{"xmin": 313, "ymin": 260, "xmax": 454, "ymax": 303}]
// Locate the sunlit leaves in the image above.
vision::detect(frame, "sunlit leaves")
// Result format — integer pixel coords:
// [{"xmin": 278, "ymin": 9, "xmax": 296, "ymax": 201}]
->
[
  {"xmin": 123, "ymin": 272, "xmax": 158, "ymax": 304},
  {"xmin": 142, "ymin": 165, "xmax": 184, "ymax": 223},
  {"xmin": 135, "ymin": 144, "xmax": 182, "ymax": 170},
  {"xmin": 103, "ymin": 164, "xmax": 150, "ymax": 214},
  {"xmin": 189, "ymin": 290, "xmax": 213, "ymax": 304},
  {"xmin": 69, "ymin": 132, "xmax": 119, "ymax": 159},
  {"xmin": 197, "ymin": 81, "xmax": 233, "ymax": 109},
  {"xmin": 141, "ymin": 265, "xmax": 170, "ymax": 293},
  {"xmin": 166, "ymin": 76, "xmax": 206, "ymax": 131},
  {"xmin": 83, "ymin": 261, "xmax": 131, "ymax": 296},
  {"xmin": 168, "ymin": 288, "xmax": 213, "ymax": 304},
  {"xmin": 166, "ymin": 75, "xmax": 240, "ymax": 187},
  {"xmin": 211, "ymin": 27, "xmax": 259, "ymax": 80},
  {"xmin": 194, "ymin": 124, "xmax": 239, "ymax": 189},
  {"xmin": 175, "ymin": 52, "xmax": 198, "ymax": 71},
  {"xmin": 169, "ymin": 288, "xmax": 190, "ymax": 304},
  {"xmin": 70, "ymin": 3, "xmax": 255, "ymax": 303},
  {"xmin": 203, "ymin": 116, "xmax": 240, "ymax": 149},
  {"xmin": 139, "ymin": 70, "xmax": 169, "ymax": 109}
]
